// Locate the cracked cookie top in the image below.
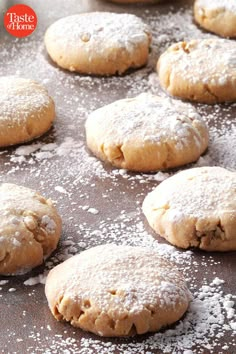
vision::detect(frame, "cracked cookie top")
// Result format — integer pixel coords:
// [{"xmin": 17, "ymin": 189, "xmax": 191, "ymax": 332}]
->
[
  {"xmin": 85, "ymin": 93, "xmax": 209, "ymax": 172},
  {"xmin": 0, "ymin": 183, "xmax": 62, "ymax": 275},
  {"xmin": 157, "ymin": 39, "xmax": 236, "ymax": 103},
  {"xmin": 143, "ymin": 167, "xmax": 236, "ymax": 251},
  {"xmin": 45, "ymin": 244, "xmax": 191, "ymax": 337}
]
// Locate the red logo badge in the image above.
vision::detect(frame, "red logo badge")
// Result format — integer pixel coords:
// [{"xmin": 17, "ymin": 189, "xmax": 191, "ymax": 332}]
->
[{"xmin": 4, "ymin": 4, "xmax": 37, "ymax": 38}]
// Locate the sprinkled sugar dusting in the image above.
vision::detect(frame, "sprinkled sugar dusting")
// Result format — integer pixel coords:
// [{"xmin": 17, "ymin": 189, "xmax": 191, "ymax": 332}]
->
[
  {"xmin": 86, "ymin": 93, "xmax": 207, "ymax": 146},
  {"xmin": 46, "ymin": 244, "xmax": 191, "ymax": 337},
  {"xmin": 159, "ymin": 38, "xmax": 236, "ymax": 88},
  {"xmin": 0, "ymin": 0, "xmax": 236, "ymax": 353},
  {"xmin": 0, "ymin": 76, "xmax": 51, "ymax": 121},
  {"xmin": 196, "ymin": 0, "xmax": 236, "ymax": 12},
  {"xmin": 45, "ymin": 12, "xmax": 151, "ymax": 54},
  {"xmin": 144, "ymin": 167, "xmax": 236, "ymax": 220}
]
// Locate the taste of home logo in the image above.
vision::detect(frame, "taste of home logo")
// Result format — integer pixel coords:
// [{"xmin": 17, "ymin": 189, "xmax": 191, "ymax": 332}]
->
[{"xmin": 4, "ymin": 4, "xmax": 37, "ymax": 38}]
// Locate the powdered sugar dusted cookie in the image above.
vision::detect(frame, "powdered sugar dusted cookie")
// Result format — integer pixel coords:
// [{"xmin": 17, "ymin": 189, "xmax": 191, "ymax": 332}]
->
[
  {"xmin": 44, "ymin": 12, "xmax": 151, "ymax": 76},
  {"xmin": 0, "ymin": 183, "xmax": 62, "ymax": 275},
  {"xmin": 0, "ymin": 76, "xmax": 55, "ymax": 147},
  {"xmin": 85, "ymin": 93, "xmax": 209, "ymax": 172},
  {"xmin": 45, "ymin": 244, "xmax": 191, "ymax": 337},
  {"xmin": 143, "ymin": 167, "xmax": 236, "ymax": 251},
  {"xmin": 157, "ymin": 39, "xmax": 236, "ymax": 103},
  {"xmin": 194, "ymin": 0, "xmax": 236, "ymax": 38}
]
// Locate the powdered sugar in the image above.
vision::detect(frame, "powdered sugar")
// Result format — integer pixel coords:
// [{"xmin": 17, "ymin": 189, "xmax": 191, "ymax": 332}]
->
[
  {"xmin": 86, "ymin": 93, "xmax": 207, "ymax": 149},
  {"xmin": 11, "ymin": 277, "xmax": 236, "ymax": 354},
  {"xmin": 46, "ymin": 244, "xmax": 191, "ymax": 336},
  {"xmin": 206, "ymin": 126, "xmax": 236, "ymax": 170},
  {"xmin": 144, "ymin": 166, "xmax": 236, "ymax": 220},
  {"xmin": 24, "ymin": 273, "xmax": 47, "ymax": 286},
  {"xmin": 3, "ymin": 203, "xmax": 236, "ymax": 352},
  {"xmin": 0, "ymin": 76, "xmax": 51, "ymax": 122},
  {"xmin": 45, "ymin": 12, "xmax": 150, "ymax": 54},
  {"xmin": 0, "ymin": 1, "xmax": 235, "ymax": 353},
  {"xmin": 159, "ymin": 38, "xmax": 236, "ymax": 88},
  {"xmin": 196, "ymin": 0, "xmax": 236, "ymax": 13},
  {"xmin": 0, "ymin": 280, "xmax": 9, "ymax": 285}
]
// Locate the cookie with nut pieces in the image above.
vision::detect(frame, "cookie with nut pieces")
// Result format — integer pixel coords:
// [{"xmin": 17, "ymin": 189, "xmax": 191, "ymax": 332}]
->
[
  {"xmin": 45, "ymin": 244, "xmax": 191, "ymax": 337},
  {"xmin": 0, "ymin": 183, "xmax": 61, "ymax": 275}
]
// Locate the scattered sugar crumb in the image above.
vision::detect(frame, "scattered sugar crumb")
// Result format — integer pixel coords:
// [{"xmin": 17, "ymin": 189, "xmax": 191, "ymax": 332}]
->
[
  {"xmin": 0, "ymin": 280, "xmax": 9, "ymax": 285},
  {"xmin": 55, "ymin": 186, "xmax": 68, "ymax": 194},
  {"xmin": 24, "ymin": 274, "xmax": 47, "ymax": 286},
  {"xmin": 8, "ymin": 288, "xmax": 16, "ymax": 292},
  {"xmin": 87, "ymin": 208, "xmax": 99, "ymax": 215}
]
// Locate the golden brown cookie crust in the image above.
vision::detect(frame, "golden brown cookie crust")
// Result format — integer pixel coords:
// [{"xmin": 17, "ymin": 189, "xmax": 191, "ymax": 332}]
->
[
  {"xmin": 143, "ymin": 167, "xmax": 236, "ymax": 251},
  {"xmin": 85, "ymin": 93, "xmax": 209, "ymax": 172},
  {"xmin": 194, "ymin": 0, "xmax": 236, "ymax": 38},
  {"xmin": 44, "ymin": 12, "xmax": 151, "ymax": 76},
  {"xmin": 0, "ymin": 183, "xmax": 62, "ymax": 275},
  {"xmin": 157, "ymin": 39, "xmax": 236, "ymax": 103},
  {"xmin": 45, "ymin": 244, "xmax": 191, "ymax": 337},
  {"xmin": 0, "ymin": 77, "xmax": 55, "ymax": 147}
]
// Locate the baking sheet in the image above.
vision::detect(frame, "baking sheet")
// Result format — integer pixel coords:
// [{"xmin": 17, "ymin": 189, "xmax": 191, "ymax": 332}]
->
[{"xmin": 0, "ymin": 0, "xmax": 236, "ymax": 353}]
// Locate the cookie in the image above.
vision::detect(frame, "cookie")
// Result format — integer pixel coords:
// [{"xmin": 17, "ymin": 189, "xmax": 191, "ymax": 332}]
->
[
  {"xmin": 85, "ymin": 93, "xmax": 209, "ymax": 172},
  {"xmin": 143, "ymin": 167, "xmax": 236, "ymax": 251},
  {"xmin": 45, "ymin": 244, "xmax": 191, "ymax": 337},
  {"xmin": 0, "ymin": 76, "xmax": 55, "ymax": 147},
  {"xmin": 194, "ymin": 0, "xmax": 236, "ymax": 38},
  {"xmin": 44, "ymin": 12, "xmax": 151, "ymax": 76},
  {"xmin": 157, "ymin": 39, "xmax": 236, "ymax": 103},
  {"xmin": 0, "ymin": 183, "xmax": 62, "ymax": 275}
]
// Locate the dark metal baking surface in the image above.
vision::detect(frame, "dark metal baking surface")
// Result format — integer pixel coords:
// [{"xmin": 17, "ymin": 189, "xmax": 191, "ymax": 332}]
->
[{"xmin": 0, "ymin": 0, "xmax": 236, "ymax": 353}]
